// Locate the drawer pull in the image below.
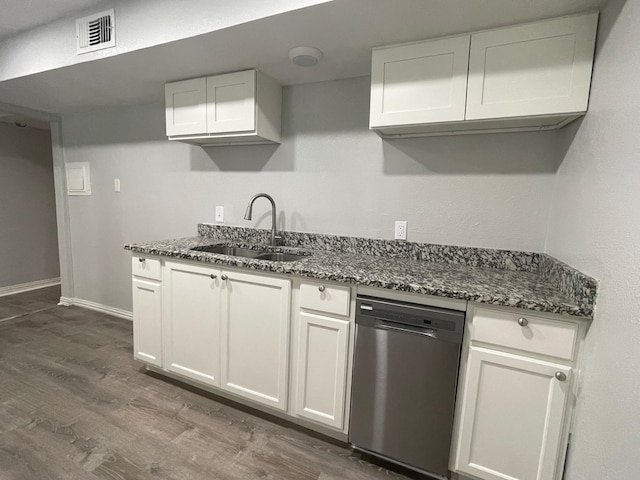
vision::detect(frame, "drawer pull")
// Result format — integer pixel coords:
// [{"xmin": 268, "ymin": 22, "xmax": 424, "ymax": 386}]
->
[
  {"xmin": 318, "ymin": 285, "xmax": 326, "ymax": 293},
  {"xmin": 210, "ymin": 274, "xmax": 217, "ymax": 280},
  {"xmin": 555, "ymin": 371, "xmax": 567, "ymax": 382},
  {"xmin": 221, "ymin": 274, "xmax": 228, "ymax": 281},
  {"xmin": 138, "ymin": 257, "xmax": 146, "ymax": 263},
  {"xmin": 517, "ymin": 317, "xmax": 529, "ymax": 327}
]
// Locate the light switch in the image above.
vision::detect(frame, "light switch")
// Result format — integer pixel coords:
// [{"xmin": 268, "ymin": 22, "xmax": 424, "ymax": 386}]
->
[
  {"xmin": 114, "ymin": 179, "xmax": 121, "ymax": 192},
  {"xmin": 215, "ymin": 206, "xmax": 224, "ymax": 222}
]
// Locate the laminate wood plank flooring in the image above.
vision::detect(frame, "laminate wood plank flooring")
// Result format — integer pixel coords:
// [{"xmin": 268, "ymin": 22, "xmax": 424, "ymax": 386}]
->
[
  {"xmin": 0, "ymin": 289, "xmax": 411, "ymax": 480},
  {"xmin": 0, "ymin": 285, "xmax": 61, "ymax": 322}
]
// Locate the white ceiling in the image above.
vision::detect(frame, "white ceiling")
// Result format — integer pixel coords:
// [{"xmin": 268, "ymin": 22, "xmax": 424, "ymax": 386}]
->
[
  {"xmin": 0, "ymin": 0, "xmax": 110, "ymax": 41},
  {"xmin": 0, "ymin": 0, "xmax": 608, "ymax": 115},
  {"xmin": 0, "ymin": 111, "xmax": 50, "ymax": 129}
]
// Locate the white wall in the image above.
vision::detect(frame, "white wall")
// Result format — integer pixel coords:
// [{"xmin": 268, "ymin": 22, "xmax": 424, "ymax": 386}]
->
[
  {"xmin": 545, "ymin": 0, "xmax": 640, "ymax": 478},
  {"xmin": 0, "ymin": 0, "xmax": 329, "ymax": 82},
  {"xmin": 0, "ymin": 123, "xmax": 60, "ymax": 288},
  {"xmin": 61, "ymin": 76, "xmax": 560, "ymax": 311}
]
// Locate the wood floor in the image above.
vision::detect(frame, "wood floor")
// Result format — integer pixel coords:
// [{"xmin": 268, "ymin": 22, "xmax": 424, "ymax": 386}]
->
[
  {"xmin": 0, "ymin": 285, "xmax": 62, "ymax": 322},
  {"xmin": 0, "ymin": 287, "xmax": 409, "ymax": 480}
]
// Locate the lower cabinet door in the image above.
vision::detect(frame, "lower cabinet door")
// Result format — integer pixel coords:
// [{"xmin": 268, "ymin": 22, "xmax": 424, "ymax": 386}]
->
[
  {"xmin": 294, "ymin": 311, "xmax": 349, "ymax": 429},
  {"xmin": 132, "ymin": 278, "xmax": 163, "ymax": 367},
  {"xmin": 164, "ymin": 261, "xmax": 221, "ymax": 386},
  {"xmin": 220, "ymin": 271, "xmax": 291, "ymax": 411},
  {"xmin": 455, "ymin": 346, "xmax": 572, "ymax": 480}
]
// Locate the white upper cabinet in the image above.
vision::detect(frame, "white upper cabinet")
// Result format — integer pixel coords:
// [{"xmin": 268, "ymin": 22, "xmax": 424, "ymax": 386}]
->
[
  {"xmin": 370, "ymin": 35, "xmax": 470, "ymax": 128},
  {"xmin": 165, "ymin": 69, "xmax": 282, "ymax": 145},
  {"xmin": 370, "ymin": 12, "xmax": 598, "ymax": 137},
  {"xmin": 466, "ymin": 13, "xmax": 598, "ymax": 120},
  {"xmin": 165, "ymin": 78, "xmax": 207, "ymax": 136},
  {"xmin": 206, "ymin": 70, "xmax": 256, "ymax": 134}
]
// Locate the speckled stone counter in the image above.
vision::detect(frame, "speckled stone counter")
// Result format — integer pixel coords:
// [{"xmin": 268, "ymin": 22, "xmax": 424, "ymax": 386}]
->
[{"xmin": 125, "ymin": 226, "xmax": 597, "ymax": 319}]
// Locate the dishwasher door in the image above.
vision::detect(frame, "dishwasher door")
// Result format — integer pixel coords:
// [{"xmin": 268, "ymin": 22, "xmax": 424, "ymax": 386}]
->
[{"xmin": 349, "ymin": 296, "xmax": 465, "ymax": 477}]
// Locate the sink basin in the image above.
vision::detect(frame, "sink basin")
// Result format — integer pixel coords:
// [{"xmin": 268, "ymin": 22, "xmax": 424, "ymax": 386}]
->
[
  {"xmin": 191, "ymin": 245, "xmax": 262, "ymax": 258},
  {"xmin": 191, "ymin": 244, "xmax": 309, "ymax": 262},
  {"xmin": 255, "ymin": 252, "xmax": 308, "ymax": 262}
]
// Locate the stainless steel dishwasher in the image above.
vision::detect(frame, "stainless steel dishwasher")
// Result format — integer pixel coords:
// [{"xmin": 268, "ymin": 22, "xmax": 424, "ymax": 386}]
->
[{"xmin": 349, "ymin": 295, "xmax": 465, "ymax": 478}]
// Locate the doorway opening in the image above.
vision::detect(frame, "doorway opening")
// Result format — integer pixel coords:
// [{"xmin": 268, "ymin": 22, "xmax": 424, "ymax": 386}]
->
[{"xmin": 0, "ymin": 111, "xmax": 62, "ymax": 313}]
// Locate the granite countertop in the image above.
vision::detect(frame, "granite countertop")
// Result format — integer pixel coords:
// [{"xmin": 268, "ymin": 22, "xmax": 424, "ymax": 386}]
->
[{"xmin": 125, "ymin": 227, "xmax": 597, "ymax": 319}]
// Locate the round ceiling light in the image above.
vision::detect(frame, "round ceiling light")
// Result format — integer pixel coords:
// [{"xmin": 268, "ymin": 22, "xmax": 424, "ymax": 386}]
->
[{"xmin": 288, "ymin": 46, "xmax": 324, "ymax": 67}]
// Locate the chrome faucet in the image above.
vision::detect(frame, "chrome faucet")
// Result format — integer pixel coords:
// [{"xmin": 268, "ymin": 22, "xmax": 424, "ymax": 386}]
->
[{"xmin": 244, "ymin": 193, "xmax": 280, "ymax": 246}]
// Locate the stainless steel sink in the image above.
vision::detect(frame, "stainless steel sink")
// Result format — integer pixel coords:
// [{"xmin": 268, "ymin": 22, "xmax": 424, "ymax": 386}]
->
[
  {"xmin": 191, "ymin": 245, "xmax": 262, "ymax": 258},
  {"xmin": 255, "ymin": 252, "xmax": 307, "ymax": 262},
  {"xmin": 191, "ymin": 244, "xmax": 309, "ymax": 262}
]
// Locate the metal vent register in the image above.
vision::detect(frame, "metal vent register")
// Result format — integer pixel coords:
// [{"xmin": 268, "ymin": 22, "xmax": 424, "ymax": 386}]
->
[{"xmin": 76, "ymin": 9, "xmax": 115, "ymax": 54}]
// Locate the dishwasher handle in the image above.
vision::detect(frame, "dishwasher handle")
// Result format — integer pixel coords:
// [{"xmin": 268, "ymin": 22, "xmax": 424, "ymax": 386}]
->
[
  {"xmin": 356, "ymin": 296, "xmax": 465, "ymax": 345},
  {"xmin": 377, "ymin": 323, "xmax": 438, "ymax": 340}
]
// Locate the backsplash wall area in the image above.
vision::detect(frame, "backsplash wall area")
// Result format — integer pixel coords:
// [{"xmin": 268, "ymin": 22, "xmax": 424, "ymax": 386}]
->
[{"xmin": 61, "ymin": 75, "xmax": 561, "ymax": 312}]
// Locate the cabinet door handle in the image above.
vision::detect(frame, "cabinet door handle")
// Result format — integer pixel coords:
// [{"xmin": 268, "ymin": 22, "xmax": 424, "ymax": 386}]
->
[
  {"xmin": 221, "ymin": 274, "xmax": 228, "ymax": 281},
  {"xmin": 318, "ymin": 285, "xmax": 325, "ymax": 292},
  {"xmin": 210, "ymin": 274, "xmax": 217, "ymax": 280},
  {"xmin": 555, "ymin": 371, "xmax": 567, "ymax": 382},
  {"xmin": 138, "ymin": 257, "xmax": 146, "ymax": 263},
  {"xmin": 517, "ymin": 317, "xmax": 528, "ymax": 327}
]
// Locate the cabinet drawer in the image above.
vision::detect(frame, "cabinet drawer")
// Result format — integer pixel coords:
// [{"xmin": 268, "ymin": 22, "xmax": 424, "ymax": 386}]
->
[
  {"xmin": 300, "ymin": 282, "xmax": 350, "ymax": 317},
  {"xmin": 471, "ymin": 307, "xmax": 578, "ymax": 361},
  {"xmin": 132, "ymin": 255, "xmax": 162, "ymax": 281}
]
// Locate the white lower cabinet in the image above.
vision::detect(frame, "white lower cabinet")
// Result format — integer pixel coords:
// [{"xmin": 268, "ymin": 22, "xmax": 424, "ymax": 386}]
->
[
  {"xmin": 293, "ymin": 281, "xmax": 353, "ymax": 431},
  {"xmin": 220, "ymin": 271, "xmax": 291, "ymax": 411},
  {"xmin": 455, "ymin": 347, "xmax": 572, "ymax": 480},
  {"xmin": 132, "ymin": 255, "xmax": 586, "ymax": 455},
  {"xmin": 294, "ymin": 311, "xmax": 350, "ymax": 429},
  {"xmin": 453, "ymin": 306, "xmax": 583, "ymax": 480},
  {"xmin": 131, "ymin": 263, "xmax": 354, "ymax": 435},
  {"xmin": 163, "ymin": 261, "xmax": 221, "ymax": 386},
  {"xmin": 132, "ymin": 278, "xmax": 163, "ymax": 367},
  {"xmin": 135, "ymin": 259, "xmax": 292, "ymax": 411}
]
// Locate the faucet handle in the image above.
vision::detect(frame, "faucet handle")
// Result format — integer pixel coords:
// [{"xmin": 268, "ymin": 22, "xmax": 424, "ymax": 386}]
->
[{"xmin": 273, "ymin": 234, "xmax": 283, "ymax": 246}]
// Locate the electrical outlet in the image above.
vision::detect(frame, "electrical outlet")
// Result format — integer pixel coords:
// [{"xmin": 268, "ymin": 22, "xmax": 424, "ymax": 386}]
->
[
  {"xmin": 114, "ymin": 179, "xmax": 121, "ymax": 192},
  {"xmin": 215, "ymin": 206, "xmax": 224, "ymax": 222},
  {"xmin": 394, "ymin": 221, "xmax": 407, "ymax": 240}
]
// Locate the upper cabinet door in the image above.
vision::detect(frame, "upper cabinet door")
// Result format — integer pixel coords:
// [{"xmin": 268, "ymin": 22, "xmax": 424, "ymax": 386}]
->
[
  {"xmin": 466, "ymin": 12, "xmax": 598, "ymax": 120},
  {"xmin": 370, "ymin": 35, "xmax": 471, "ymax": 128},
  {"xmin": 165, "ymin": 78, "xmax": 207, "ymax": 136},
  {"xmin": 206, "ymin": 70, "xmax": 257, "ymax": 134}
]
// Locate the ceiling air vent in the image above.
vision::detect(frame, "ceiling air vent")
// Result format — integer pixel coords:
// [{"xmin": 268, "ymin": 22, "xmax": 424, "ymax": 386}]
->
[{"xmin": 76, "ymin": 9, "xmax": 115, "ymax": 54}]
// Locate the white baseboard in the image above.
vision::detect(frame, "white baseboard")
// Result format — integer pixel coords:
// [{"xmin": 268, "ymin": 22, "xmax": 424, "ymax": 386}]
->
[
  {"xmin": 0, "ymin": 278, "xmax": 61, "ymax": 297},
  {"xmin": 59, "ymin": 296, "xmax": 133, "ymax": 321}
]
